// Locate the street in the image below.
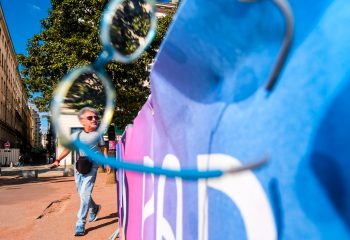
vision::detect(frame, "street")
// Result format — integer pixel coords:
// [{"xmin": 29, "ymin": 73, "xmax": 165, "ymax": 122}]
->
[{"xmin": 0, "ymin": 168, "xmax": 119, "ymax": 240}]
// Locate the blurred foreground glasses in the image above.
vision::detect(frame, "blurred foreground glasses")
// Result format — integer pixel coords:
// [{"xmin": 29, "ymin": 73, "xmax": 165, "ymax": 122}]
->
[
  {"xmin": 51, "ymin": 0, "xmax": 157, "ymax": 148},
  {"xmin": 51, "ymin": 0, "xmax": 293, "ymax": 179}
]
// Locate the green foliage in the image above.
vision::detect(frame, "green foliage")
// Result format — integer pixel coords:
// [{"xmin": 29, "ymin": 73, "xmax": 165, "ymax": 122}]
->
[
  {"xmin": 17, "ymin": 0, "xmax": 176, "ymax": 129},
  {"xmin": 110, "ymin": 0, "xmax": 152, "ymax": 55},
  {"xmin": 65, "ymin": 72, "xmax": 106, "ymax": 115},
  {"xmin": 31, "ymin": 146, "xmax": 47, "ymax": 154}
]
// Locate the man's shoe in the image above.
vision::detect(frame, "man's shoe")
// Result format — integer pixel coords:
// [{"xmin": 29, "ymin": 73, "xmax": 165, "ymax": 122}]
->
[
  {"xmin": 89, "ymin": 205, "xmax": 101, "ymax": 222},
  {"xmin": 74, "ymin": 225, "xmax": 85, "ymax": 236}
]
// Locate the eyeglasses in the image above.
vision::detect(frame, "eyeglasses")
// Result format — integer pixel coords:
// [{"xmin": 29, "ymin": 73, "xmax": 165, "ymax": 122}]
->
[
  {"xmin": 51, "ymin": 0, "xmax": 157, "ymax": 149},
  {"xmin": 86, "ymin": 116, "xmax": 99, "ymax": 121},
  {"xmin": 51, "ymin": 0, "xmax": 293, "ymax": 179}
]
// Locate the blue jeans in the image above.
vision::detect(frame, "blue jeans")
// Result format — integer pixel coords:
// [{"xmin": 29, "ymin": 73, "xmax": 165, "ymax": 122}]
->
[{"xmin": 74, "ymin": 165, "xmax": 98, "ymax": 227}]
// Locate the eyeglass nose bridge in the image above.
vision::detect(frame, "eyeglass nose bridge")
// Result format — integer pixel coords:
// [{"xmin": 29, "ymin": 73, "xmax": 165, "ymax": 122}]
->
[{"xmin": 240, "ymin": 0, "xmax": 294, "ymax": 92}]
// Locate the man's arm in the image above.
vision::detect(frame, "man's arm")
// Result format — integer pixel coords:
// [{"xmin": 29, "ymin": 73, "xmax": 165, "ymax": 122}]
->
[{"xmin": 49, "ymin": 148, "xmax": 71, "ymax": 169}]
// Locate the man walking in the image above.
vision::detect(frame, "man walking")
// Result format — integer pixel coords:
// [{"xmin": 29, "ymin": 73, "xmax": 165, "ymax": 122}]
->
[{"xmin": 50, "ymin": 107, "xmax": 109, "ymax": 236}]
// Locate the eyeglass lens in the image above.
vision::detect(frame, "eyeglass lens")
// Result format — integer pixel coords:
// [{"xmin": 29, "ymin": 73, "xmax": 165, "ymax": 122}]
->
[
  {"xmin": 109, "ymin": 0, "xmax": 152, "ymax": 55},
  {"xmin": 87, "ymin": 116, "xmax": 99, "ymax": 120}
]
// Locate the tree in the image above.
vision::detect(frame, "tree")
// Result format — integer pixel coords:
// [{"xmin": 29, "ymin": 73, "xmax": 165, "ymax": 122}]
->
[{"xmin": 18, "ymin": 0, "xmax": 175, "ymax": 129}]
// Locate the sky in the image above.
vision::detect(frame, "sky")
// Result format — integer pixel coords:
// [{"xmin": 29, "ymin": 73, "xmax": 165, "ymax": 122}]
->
[{"xmin": 0, "ymin": 0, "xmax": 52, "ymax": 133}]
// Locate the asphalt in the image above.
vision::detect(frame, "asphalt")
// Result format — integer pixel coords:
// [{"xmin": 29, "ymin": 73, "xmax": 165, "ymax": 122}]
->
[{"xmin": 0, "ymin": 165, "xmax": 120, "ymax": 240}]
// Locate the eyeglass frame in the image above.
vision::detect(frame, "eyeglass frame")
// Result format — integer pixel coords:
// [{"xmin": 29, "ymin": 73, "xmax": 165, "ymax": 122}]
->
[
  {"xmin": 51, "ymin": 0, "xmax": 294, "ymax": 179},
  {"xmin": 84, "ymin": 115, "xmax": 100, "ymax": 121},
  {"xmin": 51, "ymin": 0, "xmax": 157, "ymax": 149}
]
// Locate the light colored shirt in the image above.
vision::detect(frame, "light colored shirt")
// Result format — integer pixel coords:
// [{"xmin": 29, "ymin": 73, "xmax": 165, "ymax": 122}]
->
[{"xmin": 71, "ymin": 130, "xmax": 105, "ymax": 157}]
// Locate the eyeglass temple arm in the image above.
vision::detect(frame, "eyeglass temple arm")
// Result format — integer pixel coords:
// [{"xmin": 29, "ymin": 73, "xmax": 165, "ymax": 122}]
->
[
  {"xmin": 266, "ymin": 0, "xmax": 294, "ymax": 91},
  {"xmin": 227, "ymin": 154, "xmax": 268, "ymax": 174},
  {"xmin": 73, "ymin": 139, "xmax": 268, "ymax": 179},
  {"xmin": 240, "ymin": 0, "xmax": 294, "ymax": 91}
]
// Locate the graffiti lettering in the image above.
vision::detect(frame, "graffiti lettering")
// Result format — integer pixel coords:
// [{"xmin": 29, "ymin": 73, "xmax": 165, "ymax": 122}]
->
[
  {"xmin": 138, "ymin": 154, "xmax": 276, "ymax": 239},
  {"xmin": 198, "ymin": 154, "xmax": 277, "ymax": 240}
]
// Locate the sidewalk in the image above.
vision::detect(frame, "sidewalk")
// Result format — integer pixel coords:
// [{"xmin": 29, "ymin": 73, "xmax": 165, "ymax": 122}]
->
[{"xmin": 0, "ymin": 169, "xmax": 119, "ymax": 240}]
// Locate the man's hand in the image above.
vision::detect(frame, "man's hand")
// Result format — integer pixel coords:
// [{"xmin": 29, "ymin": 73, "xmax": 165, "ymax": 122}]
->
[{"xmin": 49, "ymin": 160, "xmax": 60, "ymax": 170}]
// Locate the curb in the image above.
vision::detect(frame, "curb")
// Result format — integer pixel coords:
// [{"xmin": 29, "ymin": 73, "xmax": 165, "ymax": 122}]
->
[{"xmin": 0, "ymin": 166, "xmax": 73, "ymax": 176}]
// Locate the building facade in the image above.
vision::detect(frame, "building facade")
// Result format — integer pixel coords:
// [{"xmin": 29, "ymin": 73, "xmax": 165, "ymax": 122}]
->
[
  {"xmin": 55, "ymin": 108, "xmax": 82, "ymax": 166},
  {"xmin": 41, "ymin": 133, "xmax": 47, "ymax": 149},
  {"xmin": 0, "ymin": 4, "xmax": 31, "ymax": 151},
  {"xmin": 156, "ymin": 0, "xmax": 179, "ymax": 17}
]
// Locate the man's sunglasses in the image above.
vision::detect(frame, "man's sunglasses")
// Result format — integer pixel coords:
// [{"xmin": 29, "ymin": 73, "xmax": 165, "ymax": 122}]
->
[{"xmin": 86, "ymin": 116, "xmax": 99, "ymax": 121}]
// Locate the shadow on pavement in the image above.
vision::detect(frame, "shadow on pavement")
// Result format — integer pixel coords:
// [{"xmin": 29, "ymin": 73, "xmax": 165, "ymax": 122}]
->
[
  {"xmin": 86, "ymin": 218, "xmax": 119, "ymax": 233},
  {"xmin": 97, "ymin": 212, "xmax": 118, "ymax": 221}
]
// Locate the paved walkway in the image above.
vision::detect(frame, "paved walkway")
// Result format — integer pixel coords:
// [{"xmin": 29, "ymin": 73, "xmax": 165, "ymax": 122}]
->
[{"xmin": 0, "ymin": 168, "xmax": 119, "ymax": 240}]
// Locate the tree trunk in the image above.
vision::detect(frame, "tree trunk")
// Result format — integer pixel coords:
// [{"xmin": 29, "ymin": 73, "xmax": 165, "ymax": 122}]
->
[{"xmin": 105, "ymin": 150, "xmax": 116, "ymax": 184}]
